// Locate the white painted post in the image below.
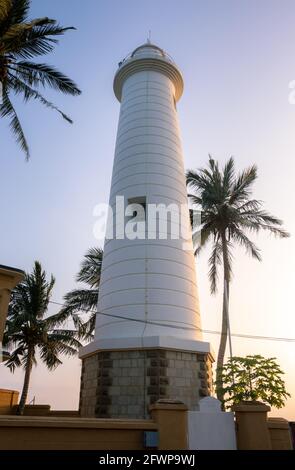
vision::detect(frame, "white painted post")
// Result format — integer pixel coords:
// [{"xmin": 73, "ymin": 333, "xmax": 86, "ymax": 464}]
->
[{"xmin": 188, "ymin": 397, "xmax": 237, "ymax": 450}]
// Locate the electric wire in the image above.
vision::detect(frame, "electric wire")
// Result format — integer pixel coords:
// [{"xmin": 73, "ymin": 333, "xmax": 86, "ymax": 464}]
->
[{"xmin": 48, "ymin": 300, "xmax": 295, "ymax": 344}]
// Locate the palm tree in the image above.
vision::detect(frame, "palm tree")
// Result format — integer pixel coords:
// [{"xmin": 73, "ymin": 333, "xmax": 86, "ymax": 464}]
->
[
  {"xmin": 0, "ymin": 0, "xmax": 81, "ymax": 159},
  {"xmin": 55, "ymin": 247, "xmax": 103, "ymax": 340},
  {"xmin": 186, "ymin": 156, "xmax": 289, "ymax": 402},
  {"xmin": 3, "ymin": 261, "xmax": 82, "ymax": 415}
]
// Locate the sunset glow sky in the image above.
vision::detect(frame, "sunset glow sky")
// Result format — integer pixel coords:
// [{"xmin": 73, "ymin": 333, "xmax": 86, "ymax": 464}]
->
[{"xmin": 1, "ymin": 0, "xmax": 295, "ymax": 419}]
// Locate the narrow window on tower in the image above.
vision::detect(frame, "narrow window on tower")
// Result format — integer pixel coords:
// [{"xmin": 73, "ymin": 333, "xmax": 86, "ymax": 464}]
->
[
  {"xmin": 126, "ymin": 197, "xmax": 146, "ymax": 221},
  {"xmin": 125, "ymin": 197, "xmax": 146, "ymax": 240}
]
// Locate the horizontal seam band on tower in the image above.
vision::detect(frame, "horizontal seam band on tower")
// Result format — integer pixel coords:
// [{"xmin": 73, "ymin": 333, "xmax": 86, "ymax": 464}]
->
[
  {"xmin": 118, "ymin": 114, "xmax": 179, "ymax": 129},
  {"xmin": 108, "ymin": 216, "xmax": 188, "ymax": 228},
  {"xmin": 98, "ymin": 286, "xmax": 198, "ymax": 302},
  {"xmin": 109, "ymin": 205, "xmax": 190, "ymax": 223},
  {"xmin": 122, "ymin": 86, "xmax": 173, "ymax": 99},
  {"xmin": 123, "ymin": 76, "xmax": 175, "ymax": 89},
  {"xmin": 95, "ymin": 320, "xmax": 200, "ymax": 331},
  {"xmin": 119, "ymin": 105, "xmax": 178, "ymax": 121},
  {"xmin": 117, "ymin": 116, "xmax": 179, "ymax": 133},
  {"xmin": 110, "ymin": 203, "xmax": 189, "ymax": 221},
  {"xmin": 116, "ymin": 125, "xmax": 181, "ymax": 143},
  {"xmin": 109, "ymin": 182, "xmax": 187, "ymax": 203},
  {"xmin": 100, "ymin": 256, "xmax": 196, "ymax": 274},
  {"xmin": 113, "ymin": 150, "xmax": 183, "ymax": 169},
  {"xmin": 119, "ymin": 108, "xmax": 179, "ymax": 126},
  {"xmin": 120, "ymin": 99, "xmax": 176, "ymax": 113},
  {"xmin": 115, "ymin": 142, "xmax": 182, "ymax": 158},
  {"xmin": 97, "ymin": 302, "xmax": 199, "ymax": 315},
  {"xmin": 151, "ymin": 193, "xmax": 190, "ymax": 204},
  {"xmin": 122, "ymin": 79, "xmax": 174, "ymax": 94},
  {"xmin": 111, "ymin": 182, "xmax": 187, "ymax": 196},
  {"xmin": 97, "ymin": 312, "xmax": 202, "ymax": 326},
  {"xmin": 108, "ymin": 232, "xmax": 191, "ymax": 241},
  {"xmin": 123, "ymin": 84, "xmax": 172, "ymax": 98},
  {"xmin": 105, "ymin": 234, "xmax": 193, "ymax": 248},
  {"xmin": 96, "ymin": 318, "xmax": 200, "ymax": 330},
  {"xmin": 121, "ymin": 99, "xmax": 175, "ymax": 114},
  {"xmin": 99, "ymin": 271, "xmax": 198, "ymax": 289},
  {"xmin": 111, "ymin": 160, "xmax": 183, "ymax": 179},
  {"xmin": 121, "ymin": 93, "xmax": 173, "ymax": 106},
  {"xmin": 102, "ymin": 241, "xmax": 194, "ymax": 259},
  {"xmin": 115, "ymin": 133, "xmax": 182, "ymax": 152},
  {"xmin": 122, "ymin": 86, "xmax": 172, "ymax": 101},
  {"xmin": 111, "ymin": 171, "xmax": 185, "ymax": 188},
  {"xmin": 121, "ymin": 96, "xmax": 173, "ymax": 111}
]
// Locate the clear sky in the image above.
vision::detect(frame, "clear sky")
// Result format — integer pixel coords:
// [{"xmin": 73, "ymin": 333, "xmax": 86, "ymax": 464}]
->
[{"xmin": 1, "ymin": 0, "xmax": 295, "ymax": 419}]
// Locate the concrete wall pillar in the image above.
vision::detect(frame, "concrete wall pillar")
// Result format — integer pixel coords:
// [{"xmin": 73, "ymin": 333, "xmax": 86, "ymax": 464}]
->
[
  {"xmin": 150, "ymin": 399, "xmax": 188, "ymax": 450},
  {"xmin": 268, "ymin": 418, "xmax": 293, "ymax": 450},
  {"xmin": 233, "ymin": 403, "xmax": 272, "ymax": 450}
]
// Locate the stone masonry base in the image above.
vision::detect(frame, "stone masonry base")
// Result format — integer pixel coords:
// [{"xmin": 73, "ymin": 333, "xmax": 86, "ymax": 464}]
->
[{"xmin": 79, "ymin": 349, "xmax": 213, "ymax": 419}]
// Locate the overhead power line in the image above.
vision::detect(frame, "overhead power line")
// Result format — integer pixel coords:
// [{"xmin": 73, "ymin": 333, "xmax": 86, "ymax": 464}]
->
[{"xmin": 49, "ymin": 300, "xmax": 295, "ymax": 344}]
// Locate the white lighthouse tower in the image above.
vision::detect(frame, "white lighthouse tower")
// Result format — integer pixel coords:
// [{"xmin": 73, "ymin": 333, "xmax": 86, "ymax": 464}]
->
[{"xmin": 80, "ymin": 42, "xmax": 213, "ymax": 419}]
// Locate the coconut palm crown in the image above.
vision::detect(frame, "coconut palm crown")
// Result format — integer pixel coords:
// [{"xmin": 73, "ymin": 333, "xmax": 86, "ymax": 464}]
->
[
  {"xmin": 186, "ymin": 156, "xmax": 289, "ymax": 402},
  {"xmin": 54, "ymin": 247, "xmax": 103, "ymax": 340},
  {"xmin": 3, "ymin": 261, "xmax": 82, "ymax": 414},
  {"xmin": 0, "ymin": 0, "xmax": 81, "ymax": 159}
]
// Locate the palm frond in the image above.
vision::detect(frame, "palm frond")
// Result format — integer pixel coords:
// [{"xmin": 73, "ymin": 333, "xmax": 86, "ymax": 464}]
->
[
  {"xmin": 237, "ymin": 199, "xmax": 262, "ymax": 212},
  {"xmin": 231, "ymin": 227, "xmax": 262, "ymax": 261},
  {"xmin": 187, "ymin": 193, "xmax": 203, "ymax": 207},
  {"xmin": 64, "ymin": 288, "xmax": 98, "ymax": 314},
  {"xmin": 193, "ymin": 223, "xmax": 212, "ymax": 255},
  {"xmin": 3, "ymin": 22, "xmax": 75, "ymax": 58},
  {"xmin": 39, "ymin": 342, "xmax": 62, "ymax": 370},
  {"xmin": 77, "ymin": 312, "xmax": 96, "ymax": 341},
  {"xmin": 10, "ymin": 61, "xmax": 81, "ymax": 95},
  {"xmin": 27, "ymin": 261, "xmax": 55, "ymax": 318},
  {"xmin": 208, "ymin": 241, "xmax": 222, "ymax": 294},
  {"xmin": 56, "ymin": 247, "xmax": 103, "ymax": 339},
  {"xmin": 222, "ymin": 156, "xmax": 235, "ymax": 194},
  {"xmin": 243, "ymin": 220, "xmax": 290, "ymax": 238},
  {"xmin": 48, "ymin": 329, "xmax": 82, "ymax": 347},
  {"xmin": 0, "ymin": 88, "xmax": 30, "ymax": 158},
  {"xmin": 230, "ymin": 164, "xmax": 257, "ymax": 205},
  {"xmin": 186, "ymin": 169, "xmax": 211, "ymax": 192},
  {"xmin": 240, "ymin": 210, "xmax": 290, "ymax": 238},
  {"xmin": 77, "ymin": 247, "xmax": 103, "ymax": 287},
  {"xmin": 4, "ymin": 345, "xmax": 24, "ymax": 372},
  {"xmin": 7, "ymin": 73, "xmax": 73, "ymax": 122},
  {"xmin": 46, "ymin": 289, "xmax": 97, "ymax": 330}
]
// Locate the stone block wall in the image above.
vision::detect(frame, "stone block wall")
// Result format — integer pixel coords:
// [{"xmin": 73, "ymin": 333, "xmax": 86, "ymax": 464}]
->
[{"xmin": 80, "ymin": 349, "xmax": 213, "ymax": 419}]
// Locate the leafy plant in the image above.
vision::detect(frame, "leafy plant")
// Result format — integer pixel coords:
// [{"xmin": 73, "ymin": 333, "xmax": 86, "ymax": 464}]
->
[{"xmin": 217, "ymin": 355, "xmax": 291, "ymax": 409}]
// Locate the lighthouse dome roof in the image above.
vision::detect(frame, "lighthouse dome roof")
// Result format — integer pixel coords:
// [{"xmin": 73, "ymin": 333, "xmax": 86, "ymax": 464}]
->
[
  {"xmin": 130, "ymin": 42, "xmax": 174, "ymax": 62},
  {"xmin": 114, "ymin": 41, "xmax": 184, "ymax": 102}
]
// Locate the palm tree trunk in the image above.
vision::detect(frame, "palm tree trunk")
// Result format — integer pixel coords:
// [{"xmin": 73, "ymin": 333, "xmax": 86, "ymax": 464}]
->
[
  {"xmin": 216, "ymin": 232, "xmax": 231, "ymax": 405},
  {"xmin": 17, "ymin": 345, "xmax": 34, "ymax": 415}
]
